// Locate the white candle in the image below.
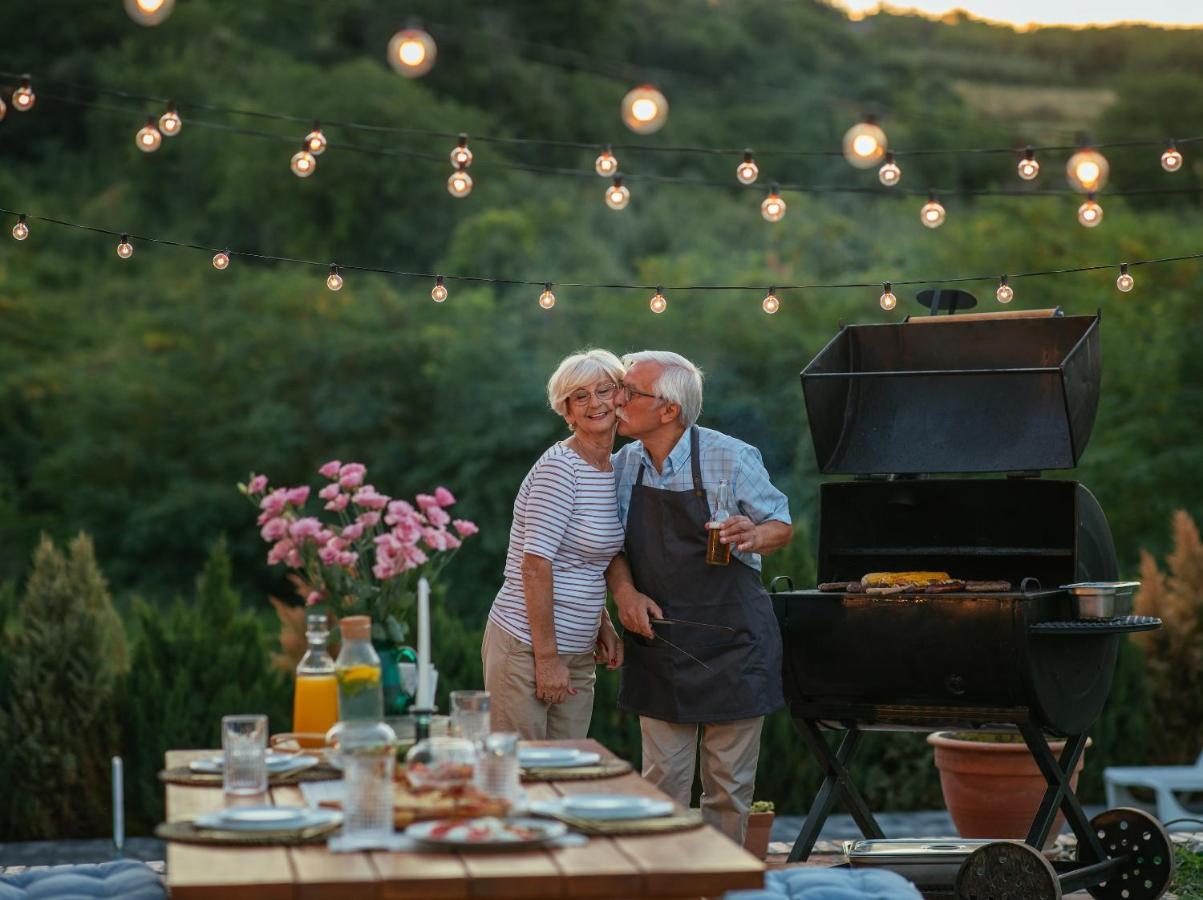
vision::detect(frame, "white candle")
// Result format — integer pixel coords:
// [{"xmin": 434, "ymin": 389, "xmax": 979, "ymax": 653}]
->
[
  {"xmin": 417, "ymin": 577, "xmax": 431, "ymax": 709},
  {"xmin": 112, "ymin": 756, "xmax": 124, "ymax": 853}
]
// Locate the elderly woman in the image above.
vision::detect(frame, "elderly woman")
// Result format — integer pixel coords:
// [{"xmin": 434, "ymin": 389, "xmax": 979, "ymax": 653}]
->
[{"xmin": 482, "ymin": 349, "xmax": 627, "ymax": 739}]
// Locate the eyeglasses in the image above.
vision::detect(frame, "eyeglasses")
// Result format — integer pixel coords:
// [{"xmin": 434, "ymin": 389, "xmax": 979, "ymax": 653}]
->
[
  {"xmin": 567, "ymin": 382, "xmax": 619, "ymax": 405},
  {"xmin": 621, "ymin": 383, "xmax": 662, "ymax": 402}
]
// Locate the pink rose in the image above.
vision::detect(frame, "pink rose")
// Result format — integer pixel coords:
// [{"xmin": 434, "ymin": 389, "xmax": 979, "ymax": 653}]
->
[
  {"xmin": 260, "ymin": 517, "xmax": 289, "ymax": 542},
  {"xmin": 358, "ymin": 511, "xmax": 381, "ymax": 527},
  {"xmin": 403, "ymin": 544, "xmax": 429, "ymax": 568},
  {"xmin": 338, "ymin": 551, "xmax": 359, "ymax": 567},
  {"xmin": 423, "ymin": 527, "xmax": 460, "ymax": 551},
  {"xmin": 285, "ymin": 486, "xmax": 310, "ymax": 507},
  {"xmin": 415, "ymin": 493, "xmax": 439, "ymax": 512},
  {"xmin": 305, "ymin": 591, "xmax": 323, "ymax": 607},
  {"xmin": 318, "ymin": 544, "xmax": 342, "ymax": 566},
  {"xmin": 285, "ymin": 548, "xmax": 303, "ymax": 568},
  {"xmin": 318, "ymin": 483, "xmax": 341, "ymax": 501},
  {"xmin": 267, "ymin": 538, "xmax": 294, "ymax": 565},
  {"xmin": 247, "ymin": 474, "xmax": 268, "ymax": 494},
  {"xmin": 453, "ymin": 519, "xmax": 479, "ymax": 537},
  {"xmin": 339, "ymin": 463, "xmax": 366, "ymax": 489},
  {"xmin": 434, "ymin": 486, "xmax": 457, "ymax": 507},
  {"xmin": 289, "ymin": 517, "xmax": 323, "ymax": 542},
  {"xmin": 353, "ymin": 486, "xmax": 390, "ymax": 510},
  {"xmin": 342, "ymin": 522, "xmax": 366, "ymax": 541},
  {"xmin": 325, "ymin": 494, "xmax": 350, "ymax": 512},
  {"xmin": 319, "ymin": 460, "xmax": 342, "ymax": 479},
  {"xmin": 425, "ymin": 505, "xmax": 451, "ymax": 528},
  {"xmin": 393, "ymin": 518, "xmax": 422, "ymax": 546},
  {"xmin": 385, "ymin": 500, "xmax": 416, "ymax": 524},
  {"xmin": 260, "ymin": 488, "xmax": 289, "ymax": 518}
]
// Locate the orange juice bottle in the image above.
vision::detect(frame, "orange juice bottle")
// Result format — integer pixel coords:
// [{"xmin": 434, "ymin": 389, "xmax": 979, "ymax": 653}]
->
[{"xmin": 293, "ymin": 613, "xmax": 338, "ymax": 747}]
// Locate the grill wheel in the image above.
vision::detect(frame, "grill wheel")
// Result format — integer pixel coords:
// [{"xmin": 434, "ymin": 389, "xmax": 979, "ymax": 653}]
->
[
  {"xmin": 1080, "ymin": 807, "xmax": 1175, "ymax": 900},
  {"xmin": 955, "ymin": 841, "xmax": 1061, "ymax": 900}
]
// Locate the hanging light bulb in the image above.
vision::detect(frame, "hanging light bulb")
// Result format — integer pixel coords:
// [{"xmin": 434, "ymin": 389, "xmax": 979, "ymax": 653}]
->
[
  {"xmin": 326, "ymin": 265, "xmax": 343, "ymax": 291},
  {"xmin": 212, "ymin": 249, "xmax": 230, "ymax": 270},
  {"xmin": 135, "ymin": 116, "xmax": 162, "ymax": 153},
  {"xmin": 736, "ymin": 151, "xmax": 759, "ymax": 185},
  {"xmin": 12, "ymin": 214, "xmax": 29, "ymax": 241},
  {"xmin": 432, "ymin": 275, "xmax": 448, "ymax": 303},
  {"xmin": 1017, "ymin": 146, "xmax": 1040, "ymax": 181},
  {"xmin": 291, "ymin": 141, "xmax": 317, "ymax": 178},
  {"xmin": 125, "ymin": 0, "xmax": 175, "ymax": 25},
  {"xmin": 12, "ymin": 78, "xmax": 35, "ymax": 112},
  {"xmin": 995, "ymin": 275, "xmax": 1014, "ymax": 304},
  {"xmin": 878, "ymin": 151, "xmax": 901, "ymax": 187},
  {"xmin": 761, "ymin": 184, "xmax": 786, "ymax": 223},
  {"xmin": 920, "ymin": 193, "xmax": 946, "ymax": 228},
  {"xmin": 842, "ymin": 118, "xmax": 887, "ymax": 169},
  {"xmin": 594, "ymin": 145, "xmax": 618, "ymax": 177},
  {"xmin": 1161, "ymin": 141, "xmax": 1183, "ymax": 173},
  {"xmin": 649, "ymin": 286, "xmax": 667, "ymax": 314},
  {"xmin": 1116, "ymin": 263, "xmax": 1134, "ymax": 293},
  {"xmin": 1066, "ymin": 147, "xmax": 1109, "ymax": 193},
  {"xmin": 621, "ymin": 85, "xmax": 668, "ymax": 135},
  {"xmin": 538, "ymin": 283, "xmax": 556, "ymax": 310},
  {"xmin": 1077, "ymin": 194, "xmax": 1103, "ymax": 228},
  {"xmin": 116, "ymin": 234, "xmax": 134, "ymax": 259},
  {"xmin": 0, "ymin": 96, "xmax": 7, "ymax": 121},
  {"xmin": 305, "ymin": 122, "xmax": 327, "ymax": 155},
  {"xmin": 388, "ymin": 27, "xmax": 437, "ymax": 77},
  {"xmin": 158, "ymin": 101, "xmax": 181, "ymax": 137},
  {"xmin": 762, "ymin": 288, "xmax": 780, "ymax": 315},
  {"xmin": 449, "ymin": 134, "xmax": 473, "ymax": 169},
  {"xmin": 605, "ymin": 176, "xmax": 630, "ymax": 210},
  {"xmin": 879, "ymin": 282, "xmax": 897, "ymax": 311},
  {"xmin": 447, "ymin": 165, "xmax": 473, "ymax": 198}
]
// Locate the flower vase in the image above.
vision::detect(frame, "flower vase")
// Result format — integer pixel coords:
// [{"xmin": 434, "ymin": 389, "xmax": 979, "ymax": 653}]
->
[{"xmin": 374, "ymin": 643, "xmax": 418, "ymax": 716}]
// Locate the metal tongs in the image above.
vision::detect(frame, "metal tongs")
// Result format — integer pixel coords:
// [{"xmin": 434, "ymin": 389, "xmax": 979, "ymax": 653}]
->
[{"xmin": 648, "ymin": 618, "xmax": 737, "ymax": 671}]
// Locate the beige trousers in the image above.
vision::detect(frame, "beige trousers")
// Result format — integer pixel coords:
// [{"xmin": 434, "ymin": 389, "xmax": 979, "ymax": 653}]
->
[
  {"xmin": 639, "ymin": 715, "xmax": 765, "ymax": 844},
  {"xmin": 481, "ymin": 619, "xmax": 597, "ymax": 740}
]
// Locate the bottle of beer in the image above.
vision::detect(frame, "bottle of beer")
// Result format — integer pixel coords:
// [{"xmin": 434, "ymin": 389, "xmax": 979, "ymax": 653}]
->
[{"xmin": 706, "ymin": 479, "xmax": 734, "ymax": 566}]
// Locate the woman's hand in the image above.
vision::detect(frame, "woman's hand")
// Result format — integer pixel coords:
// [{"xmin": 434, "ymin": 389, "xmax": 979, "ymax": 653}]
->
[
  {"xmin": 534, "ymin": 654, "xmax": 575, "ymax": 705},
  {"xmin": 595, "ymin": 618, "xmax": 623, "ymax": 670}
]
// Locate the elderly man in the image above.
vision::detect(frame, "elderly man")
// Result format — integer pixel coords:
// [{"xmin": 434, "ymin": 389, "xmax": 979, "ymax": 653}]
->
[{"xmin": 606, "ymin": 350, "xmax": 792, "ymax": 844}]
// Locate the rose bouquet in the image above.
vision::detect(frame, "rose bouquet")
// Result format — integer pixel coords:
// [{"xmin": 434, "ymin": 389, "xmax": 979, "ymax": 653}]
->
[{"xmin": 240, "ymin": 460, "xmax": 478, "ymax": 644}]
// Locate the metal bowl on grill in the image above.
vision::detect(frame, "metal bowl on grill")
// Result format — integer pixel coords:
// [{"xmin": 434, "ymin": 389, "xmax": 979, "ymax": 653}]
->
[{"xmin": 1061, "ymin": 582, "xmax": 1140, "ymax": 619}]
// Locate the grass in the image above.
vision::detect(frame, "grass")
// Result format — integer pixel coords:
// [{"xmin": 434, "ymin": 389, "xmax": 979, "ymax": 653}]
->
[
  {"xmin": 951, "ymin": 80, "xmax": 1116, "ymax": 137},
  {"xmin": 1175, "ymin": 847, "xmax": 1203, "ymax": 899}
]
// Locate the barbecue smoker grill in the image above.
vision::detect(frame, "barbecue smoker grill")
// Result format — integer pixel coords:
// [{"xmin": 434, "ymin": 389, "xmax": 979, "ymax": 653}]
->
[{"xmin": 772, "ymin": 306, "xmax": 1171, "ymax": 899}]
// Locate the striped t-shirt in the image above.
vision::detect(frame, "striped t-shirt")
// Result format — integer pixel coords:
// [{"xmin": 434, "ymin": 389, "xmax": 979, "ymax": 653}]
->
[{"xmin": 488, "ymin": 442, "xmax": 626, "ymax": 654}]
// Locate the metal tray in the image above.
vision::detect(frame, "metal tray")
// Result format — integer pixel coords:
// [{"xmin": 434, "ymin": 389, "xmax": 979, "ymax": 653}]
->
[{"xmin": 1061, "ymin": 582, "xmax": 1140, "ymax": 619}]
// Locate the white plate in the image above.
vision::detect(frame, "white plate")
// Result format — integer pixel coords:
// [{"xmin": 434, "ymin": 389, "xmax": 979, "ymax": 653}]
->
[
  {"xmin": 188, "ymin": 753, "xmax": 318, "ymax": 775},
  {"xmin": 405, "ymin": 816, "xmax": 567, "ymax": 851},
  {"xmin": 558, "ymin": 795, "xmax": 674, "ymax": 821},
  {"xmin": 193, "ymin": 805, "xmax": 342, "ymax": 832},
  {"xmin": 517, "ymin": 748, "xmax": 600, "ymax": 768}
]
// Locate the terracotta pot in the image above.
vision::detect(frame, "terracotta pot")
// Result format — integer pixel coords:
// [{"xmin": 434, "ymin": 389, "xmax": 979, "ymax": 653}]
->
[
  {"xmin": 744, "ymin": 811, "xmax": 775, "ymax": 859},
  {"xmin": 927, "ymin": 732, "xmax": 1090, "ymax": 849}
]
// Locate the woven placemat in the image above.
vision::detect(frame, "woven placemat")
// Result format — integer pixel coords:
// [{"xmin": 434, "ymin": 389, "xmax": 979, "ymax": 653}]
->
[
  {"xmin": 534, "ymin": 808, "xmax": 704, "ymax": 836},
  {"xmin": 521, "ymin": 759, "xmax": 633, "ymax": 782},
  {"xmin": 158, "ymin": 764, "xmax": 342, "ymax": 787},
  {"xmin": 155, "ymin": 818, "xmax": 340, "ymax": 846}
]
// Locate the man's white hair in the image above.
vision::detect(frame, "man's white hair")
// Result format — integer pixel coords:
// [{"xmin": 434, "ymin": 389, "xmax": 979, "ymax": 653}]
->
[{"xmin": 622, "ymin": 350, "xmax": 704, "ymax": 427}]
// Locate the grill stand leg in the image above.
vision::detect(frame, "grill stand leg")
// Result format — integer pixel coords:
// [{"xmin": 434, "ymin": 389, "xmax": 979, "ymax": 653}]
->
[
  {"xmin": 787, "ymin": 720, "xmax": 884, "ymax": 863},
  {"xmin": 1018, "ymin": 722, "xmax": 1107, "ymax": 861}
]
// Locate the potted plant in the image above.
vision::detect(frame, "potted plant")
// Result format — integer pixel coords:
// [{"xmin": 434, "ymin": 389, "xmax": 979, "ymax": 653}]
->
[
  {"xmin": 927, "ymin": 731, "xmax": 1091, "ymax": 849},
  {"xmin": 744, "ymin": 800, "xmax": 775, "ymax": 859}
]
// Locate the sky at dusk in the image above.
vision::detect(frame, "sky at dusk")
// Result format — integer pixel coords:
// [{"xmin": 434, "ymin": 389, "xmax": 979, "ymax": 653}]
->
[{"xmin": 834, "ymin": 0, "xmax": 1203, "ymax": 28}]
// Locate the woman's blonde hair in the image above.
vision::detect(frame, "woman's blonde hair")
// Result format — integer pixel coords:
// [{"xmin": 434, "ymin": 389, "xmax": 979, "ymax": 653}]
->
[{"xmin": 547, "ymin": 349, "xmax": 625, "ymax": 418}]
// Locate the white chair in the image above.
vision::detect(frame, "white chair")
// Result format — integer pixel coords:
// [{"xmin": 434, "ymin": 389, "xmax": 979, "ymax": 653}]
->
[{"xmin": 1104, "ymin": 751, "xmax": 1203, "ymax": 825}]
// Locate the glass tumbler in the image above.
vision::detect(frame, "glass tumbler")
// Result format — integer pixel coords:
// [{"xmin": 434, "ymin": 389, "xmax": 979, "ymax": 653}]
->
[
  {"xmin": 450, "ymin": 690, "xmax": 492, "ymax": 744},
  {"xmin": 222, "ymin": 714, "xmax": 268, "ymax": 796},
  {"xmin": 339, "ymin": 720, "xmax": 397, "ymax": 842},
  {"xmin": 475, "ymin": 732, "xmax": 521, "ymax": 805}
]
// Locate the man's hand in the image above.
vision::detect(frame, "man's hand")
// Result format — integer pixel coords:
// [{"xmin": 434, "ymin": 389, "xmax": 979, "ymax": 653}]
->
[
  {"xmin": 594, "ymin": 619, "xmax": 624, "ymax": 670},
  {"xmin": 718, "ymin": 515, "xmax": 760, "ymax": 553},
  {"xmin": 615, "ymin": 590, "xmax": 663, "ymax": 639},
  {"xmin": 534, "ymin": 655, "xmax": 576, "ymax": 705}
]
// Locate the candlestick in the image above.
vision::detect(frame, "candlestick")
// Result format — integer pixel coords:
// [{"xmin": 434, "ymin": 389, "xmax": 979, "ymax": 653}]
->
[
  {"xmin": 417, "ymin": 577, "xmax": 431, "ymax": 709},
  {"xmin": 112, "ymin": 756, "xmax": 124, "ymax": 856}
]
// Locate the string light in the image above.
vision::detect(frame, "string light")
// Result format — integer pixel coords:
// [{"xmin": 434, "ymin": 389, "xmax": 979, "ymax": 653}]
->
[
  {"xmin": 12, "ymin": 78, "xmax": 35, "ymax": 112},
  {"xmin": 761, "ymin": 184, "xmax": 786, "ymax": 223},
  {"xmin": 538, "ymin": 283, "xmax": 556, "ymax": 309},
  {"xmin": 12, "ymin": 214, "xmax": 29, "ymax": 241},
  {"xmin": 447, "ymin": 165, "xmax": 473, "ymax": 198},
  {"xmin": 431, "ymin": 275, "xmax": 448, "ymax": 302},
  {"xmin": 124, "ymin": 0, "xmax": 174, "ymax": 25},
  {"xmin": 388, "ymin": 28, "xmax": 437, "ymax": 77},
  {"xmin": 159, "ymin": 102, "xmax": 181, "ymax": 137},
  {"xmin": 1078, "ymin": 194, "xmax": 1103, "ymax": 228},
  {"xmin": 1067, "ymin": 147, "xmax": 1109, "ymax": 193},
  {"xmin": 1161, "ymin": 141, "xmax": 1183, "ymax": 173},
  {"xmin": 326, "ymin": 264, "xmax": 343, "ymax": 291},
  {"xmin": 879, "ymin": 282, "xmax": 897, "ymax": 311},
  {"xmin": 649, "ymin": 286, "xmax": 667, "ymax": 314},
  {"xmin": 1116, "ymin": 263, "xmax": 1134, "ymax": 292},
  {"xmin": 621, "ymin": 85, "xmax": 668, "ymax": 135},
  {"xmin": 305, "ymin": 122, "xmax": 327, "ymax": 155},
  {"xmin": 0, "ymin": 96, "xmax": 5, "ymax": 121},
  {"xmin": 762, "ymin": 288, "xmax": 780, "ymax": 315},
  {"xmin": 290, "ymin": 141, "xmax": 316, "ymax": 178},
  {"xmin": 135, "ymin": 116, "xmax": 162, "ymax": 153},
  {"xmin": 605, "ymin": 176, "xmax": 630, "ymax": 210},
  {"xmin": 736, "ymin": 151, "xmax": 759, "ymax": 186},
  {"xmin": 116, "ymin": 234, "xmax": 134, "ymax": 259},
  {"xmin": 878, "ymin": 151, "xmax": 901, "ymax": 187},
  {"xmin": 843, "ymin": 119, "xmax": 887, "ymax": 169},
  {"xmin": 1017, "ymin": 146, "xmax": 1040, "ymax": 181},
  {"xmin": 995, "ymin": 275, "xmax": 1013, "ymax": 304},
  {"xmin": 212, "ymin": 249, "xmax": 230, "ymax": 270},
  {"xmin": 920, "ymin": 193, "xmax": 946, "ymax": 228},
  {"xmin": 450, "ymin": 134, "xmax": 473, "ymax": 169},
  {"xmin": 594, "ymin": 145, "xmax": 618, "ymax": 177}
]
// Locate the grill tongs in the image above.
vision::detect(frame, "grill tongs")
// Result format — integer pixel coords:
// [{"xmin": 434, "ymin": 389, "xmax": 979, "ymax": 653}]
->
[{"xmin": 648, "ymin": 618, "xmax": 737, "ymax": 671}]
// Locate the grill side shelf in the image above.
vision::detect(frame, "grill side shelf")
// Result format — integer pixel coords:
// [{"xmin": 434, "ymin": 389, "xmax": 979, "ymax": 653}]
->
[{"xmin": 1028, "ymin": 615, "xmax": 1161, "ymax": 635}]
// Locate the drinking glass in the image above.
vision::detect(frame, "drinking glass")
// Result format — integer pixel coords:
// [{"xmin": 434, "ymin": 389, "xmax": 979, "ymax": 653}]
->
[
  {"xmin": 450, "ymin": 690, "xmax": 491, "ymax": 743},
  {"xmin": 475, "ymin": 732, "xmax": 520, "ymax": 804},
  {"xmin": 222, "ymin": 714, "xmax": 268, "ymax": 796}
]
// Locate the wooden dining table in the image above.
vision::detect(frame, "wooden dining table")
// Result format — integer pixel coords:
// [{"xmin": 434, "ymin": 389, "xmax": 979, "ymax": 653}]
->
[{"xmin": 164, "ymin": 738, "xmax": 765, "ymax": 899}]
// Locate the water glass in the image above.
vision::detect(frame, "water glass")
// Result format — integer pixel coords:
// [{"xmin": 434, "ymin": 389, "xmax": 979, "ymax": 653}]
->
[
  {"xmin": 475, "ymin": 731, "xmax": 520, "ymax": 804},
  {"xmin": 450, "ymin": 690, "xmax": 491, "ymax": 743},
  {"xmin": 222, "ymin": 714, "xmax": 268, "ymax": 796}
]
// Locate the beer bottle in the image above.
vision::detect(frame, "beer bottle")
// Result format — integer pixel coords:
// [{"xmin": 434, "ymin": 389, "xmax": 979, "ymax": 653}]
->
[{"xmin": 706, "ymin": 479, "xmax": 734, "ymax": 566}]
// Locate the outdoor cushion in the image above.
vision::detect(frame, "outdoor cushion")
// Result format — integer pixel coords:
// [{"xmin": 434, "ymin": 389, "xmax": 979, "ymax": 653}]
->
[
  {"xmin": 725, "ymin": 866, "xmax": 923, "ymax": 900},
  {"xmin": 0, "ymin": 860, "xmax": 165, "ymax": 900}
]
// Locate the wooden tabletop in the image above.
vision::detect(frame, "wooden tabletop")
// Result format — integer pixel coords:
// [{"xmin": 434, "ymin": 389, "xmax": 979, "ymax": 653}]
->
[{"xmin": 165, "ymin": 738, "xmax": 764, "ymax": 900}]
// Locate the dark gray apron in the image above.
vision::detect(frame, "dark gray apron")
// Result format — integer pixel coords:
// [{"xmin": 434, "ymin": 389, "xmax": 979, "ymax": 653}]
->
[{"xmin": 618, "ymin": 426, "xmax": 784, "ymax": 724}]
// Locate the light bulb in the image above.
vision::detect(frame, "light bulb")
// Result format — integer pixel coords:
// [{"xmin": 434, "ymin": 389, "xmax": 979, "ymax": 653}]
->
[
  {"xmin": 291, "ymin": 145, "xmax": 316, "ymax": 178},
  {"xmin": 1077, "ymin": 195, "xmax": 1103, "ymax": 228},
  {"xmin": 12, "ymin": 215, "xmax": 29, "ymax": 241},
  {"xmin": 447, "ymin": 167, "xmax": 473, "ymax": 198},
  {"xmin": 117, "ymin": 234, "xmax": 134, "ymax": 259},
  {"xmin": 305, "ymin": 124, "xmax": 327, "ymax": 155},
  {"xmin": 605, "ymin": 177, "xmax": 630, "ymax": 210},
  {"xmin": 450, "ymin": 134, "xmax": 473, "ymax": 169},
  {"xmin": 878, "ymin": 152, "xmax": 901, "ymax": 186},
  {"xmin": 1017, "ymin": 147, "xmax": 1039, "ymax": 181},
  {"xmin": 762, "ymin": 289, "xmax": 780, "ymax": 314},
  {"xmin": 879, "ymin": 282, "xmax": 897, "ymax": 311},
  {"xmin": 159, "ymin": 103, "xmax": 181, "ymax": 136},
  {"xmin": 920, "ymin": 196, "xmax": 946, "ymax": 228},
  {"xmin": 621, "ymin": 85, "xmax": 668, "ymax": 135},
  {"xmin": 842, "ymin": 120, "xmax": 887, "ymax": 169},
  {"xmin": 0, "ymin": 97, "xmax": 7, "ymax": 121},
  {"xmin": 432, "ymin": 276, "xmax": 448, "ymax": 302},
  {"xmin": 1161, "ymin": 144, "xmax": 1183, "ymax": 172},
  {"xmin": 736, "ymin": 151, "xmax": 759, "ymax": 185},
  {"xmin": 388, "ymin": 28, "xmax": 437, "ymax": 77},
  {"xmin": 212, "ymin": 249, "xmax": 230, "ymax": 270},
  {"xmin": 761, "ymin": 185, "xmax": 786, "ymax": 223},
  {"xmin": 538, "ymin": 283, "xmax": 556, "ymax": 309},
  {"xmin": 1116, "ymin": 264, "xmax": 1134, "ymax": 292},
  {"xmin": 649, "ymin": 288, "xmax": 667, "ymax": 314},
  {"xmin": 12, "ymin": 80, "xmax": 35, "ymax": 112},
  {"xmin": 125, "ymin": 0, "xmax": 175, "ymax": 25},
  {"xmin": 1067, "ymin": 148, "xmax": 1109, "ymax": 193},
  {"xmin": 594, "ymin": 146, "xmax": 618, "ymax": 177},
  {"xmin": 995, "ymin": 276, "xmax": 1013, "ymax": 304},
  {"xmin": 136, "ymin": 117, "xmax": 162, "ymax": 153},
  {"xmin": 326, "ymin": 265, "xmax": 343, "ymax": 291}
]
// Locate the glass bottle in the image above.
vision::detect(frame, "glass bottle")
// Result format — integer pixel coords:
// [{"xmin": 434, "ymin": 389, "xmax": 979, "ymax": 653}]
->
[
  {"xmin": 706, "ymin": 479, "xmax": 734, "ymax": 566},
  {"xmin": 293, "ymin": 613, "xmax": 339, "ymax": 747},
  {"xmin": 335, "ymin": 615, "xmax": 384, "ymax": 722}
]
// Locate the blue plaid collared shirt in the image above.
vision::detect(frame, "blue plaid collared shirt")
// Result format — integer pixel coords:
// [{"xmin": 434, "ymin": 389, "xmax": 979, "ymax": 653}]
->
[{"xmin": 612, "ymin": 425, "xmax": 791, "ymax": 571}]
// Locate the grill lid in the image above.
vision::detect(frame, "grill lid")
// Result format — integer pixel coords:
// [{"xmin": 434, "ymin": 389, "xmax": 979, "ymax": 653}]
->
[{"xmin": 801, "ymin": 310, "xmax": 1101, "ymax": 475}]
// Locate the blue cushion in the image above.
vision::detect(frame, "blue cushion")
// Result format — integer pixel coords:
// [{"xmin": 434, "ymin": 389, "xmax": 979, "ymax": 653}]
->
[
  {"xmin": 726, "ymin": 866, "xmax": 923, "ymax": 900},
  {"xmin": 0, "ymin": 860, "xmax": 165, "ymax": 900}
]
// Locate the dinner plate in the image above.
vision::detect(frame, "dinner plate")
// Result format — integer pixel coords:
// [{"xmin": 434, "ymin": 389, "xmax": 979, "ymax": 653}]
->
[
  {"xmin": 188, "ymin": 753, "xmax": 319, "ymax": 775},
  {"xmin": 517, "ymin": 748, "xmax": 601, "ymax": 768},
  {"xmin": 194, "ymin": 805, "xmax": 340, "ymax": 832},
  {"xmin": 557, "ymin": 795, "xmax": 674, "ymax": 820},
  {"xmin": 405, "ymin": 816, "xmax": 567, "ymax": 851}
]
